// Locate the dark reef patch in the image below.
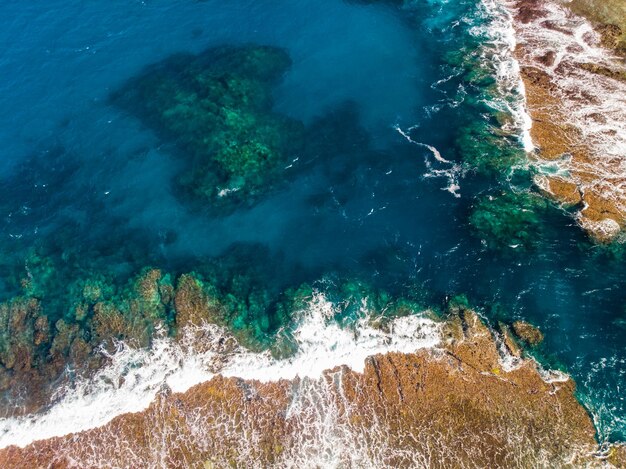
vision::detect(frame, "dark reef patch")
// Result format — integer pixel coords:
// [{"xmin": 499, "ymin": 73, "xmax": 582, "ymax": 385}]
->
[
  {"xmin": 468, "ymin": 191, "xmax": 551, "ymax": 251},
  {"xmin": 111, "ymin": 45, "xmax": 306, "ymax": 211}
]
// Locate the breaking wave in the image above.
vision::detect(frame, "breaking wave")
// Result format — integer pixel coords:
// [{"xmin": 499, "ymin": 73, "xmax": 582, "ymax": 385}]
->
[
  {"xmin": 472, "ymin": 0, "xmax": 535, "ymax": 152},
  {"xmin": 0, "ymin": 291, "xmax": 440, "ymax": 449}
]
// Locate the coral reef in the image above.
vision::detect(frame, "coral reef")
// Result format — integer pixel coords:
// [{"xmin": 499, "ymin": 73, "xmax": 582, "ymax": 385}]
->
[
  {"xmin": 1, "ymin": 309, "xmax": 622, "ymax": 468},
  {"xmin": 0, "ymin": 267, "xmax": 175, "ymax": 415},
  {"xmin": 112, "ymin": 45, "xmax": 305, "ymax": 208},
  {"xmin": 454, "ymin": 119, "xmax": 525, "ymax": 177},
  {"xmin": 0, "ymin": 298, "xmax": 47, "ymax": 400},
  {"xmin": 1, "ymin": 245, "xmax": 432, "ymax": 415}
]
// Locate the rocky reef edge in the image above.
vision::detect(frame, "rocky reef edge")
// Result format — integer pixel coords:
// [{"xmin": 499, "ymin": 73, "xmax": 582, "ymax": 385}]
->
[
  {"xmin": 0, "ymin": 308, "xmax": 624, "ymax": 468},
  {"xmin": 509, "ymin": 0, "xmax": 626, "ymax": 243}
]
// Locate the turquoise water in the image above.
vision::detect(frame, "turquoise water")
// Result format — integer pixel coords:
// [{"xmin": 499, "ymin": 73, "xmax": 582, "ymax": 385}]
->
[{"xmin": 0, "ymin": 0, "xmax": 624, "ymax": 442}]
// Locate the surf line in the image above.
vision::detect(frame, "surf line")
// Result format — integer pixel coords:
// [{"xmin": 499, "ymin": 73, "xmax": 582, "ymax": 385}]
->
[{"xmin": 394, "ymin": 124, "xmax": 462, "ymax": 198}]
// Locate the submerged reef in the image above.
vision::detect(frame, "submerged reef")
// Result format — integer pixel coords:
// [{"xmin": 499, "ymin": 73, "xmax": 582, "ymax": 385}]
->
[
  {"xmin": 0, "ymin": 267, "xmax": 174, "ymax": 415},
  {"xmin": 112, "ymin": 45, "xmax": 305, "ymax": 208},
  {"xmin": 469, "ymin": 191, "xmax": 549, "ymax": 251},
  {"xmin": 0, "ymin": 262, "xmax": 249, "ymax": 413},
  {"xmin": 394, "ymin": 0, "xmax": 548, "ymax": 253},
  {"xmin": 1, "ymin": 308, "xmax": 623, "ymax": 468},
  {"xmin": 443, "ymin": 35, "xmax": 527, "ymax": 179},
  {"xmin": 434, "ymin": 0, "xmax": 530, "ymax": 179}
]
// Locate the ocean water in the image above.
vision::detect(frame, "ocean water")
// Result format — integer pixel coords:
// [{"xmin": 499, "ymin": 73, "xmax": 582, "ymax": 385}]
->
[{"xmin": 0, "ymin": 0, "xmax": 624, "ymax": 449}]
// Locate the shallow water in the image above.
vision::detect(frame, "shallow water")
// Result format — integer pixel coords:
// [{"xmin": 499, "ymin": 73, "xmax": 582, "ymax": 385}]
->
[{"xmin": 0, "ymin": 0, "xmax": 625, "ymax": 445}]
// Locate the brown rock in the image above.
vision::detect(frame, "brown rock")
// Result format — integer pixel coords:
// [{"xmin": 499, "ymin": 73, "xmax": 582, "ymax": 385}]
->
[
  {"xmin": 512, "ymin": 0, "xmax": 626, "ymax": 242},
  {"xmin": 499, "ymin": 322, "xmax": 522, "ymax": 357},
  {"xmin": 174, "ymin": 274, "xmax": 222, "ymax": 329},
  {"xmin": 0, "ymin": 311, "xmax": 620, "ymax": 468},
  {"xmin": 541, "ymin": 176, "xmax": 583, "ymax": 206},
  {"xmin": 537, "ymin": 50, "xmax": 557, "ymax": 67},
  {"xmin": 512, "ymin": 320, "xmax": 544, "ymax": 346}
]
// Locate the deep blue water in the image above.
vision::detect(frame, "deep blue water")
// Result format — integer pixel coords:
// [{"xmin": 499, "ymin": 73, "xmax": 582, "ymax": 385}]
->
[{"xmin": 0, "ymin": 0, "xmax": 625, "ymax": 441}]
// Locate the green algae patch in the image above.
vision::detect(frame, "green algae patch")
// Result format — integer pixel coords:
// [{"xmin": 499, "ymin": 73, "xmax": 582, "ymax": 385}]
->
[
  {"xmin": 455, "ymin": 121, "xmax": 526, "ymax": 177},
  {"xmin": 112, "ymin": 45, "xmax": 305, "ymax": 208},
  {"xmin": 469, "ymin": 191, "xmax": 550, "ymax": 251}
]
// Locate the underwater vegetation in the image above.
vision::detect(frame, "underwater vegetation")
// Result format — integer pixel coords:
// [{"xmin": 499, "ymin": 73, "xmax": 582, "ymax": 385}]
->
[
  {"xmin": 454, "ymin": 119, "xmax": 526, "ymax": 177},
  {"xmin": 433, "ymin": 5, "xmax": 529, "ymax": 179},
  {"xmin": 468, "ymin": 191, "xmax": 550, "ymax": 251},
  {"xmin": 0, "ymin": 145, "xmax": 172, "ymax": 306},
  {"xmin": 112, "ymin": 45, "xmax": 306, "ymax": 209}
]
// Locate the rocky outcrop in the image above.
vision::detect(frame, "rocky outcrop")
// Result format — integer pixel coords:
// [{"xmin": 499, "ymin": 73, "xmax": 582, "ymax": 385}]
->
[
  {"xmin": 512, "ymin": 320, "xmax": 544, "ymax": 345},
  {"xmin": 509, "ymin": 0, "xmax": 626, "ymax": 242},
  {"xmin": 565, "ymin": 0, "xmax": 626, "ymax": 54},
  {"xmin": 0, "ymin": 310, "xmax": 621, "ymax": 468}
]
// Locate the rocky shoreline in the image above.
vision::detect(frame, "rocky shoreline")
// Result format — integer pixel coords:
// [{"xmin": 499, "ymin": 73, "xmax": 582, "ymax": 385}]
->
[
  {"xmin": 0, "ymin": 2, "xmax": 624, "ymax": 466},
  {"xmin": 508, "ymin": 0, "xmax": 626, "ymax": 242},
  {"xmin": 0, "ymin": 309, "xmax": 623, "ymax": 468}
]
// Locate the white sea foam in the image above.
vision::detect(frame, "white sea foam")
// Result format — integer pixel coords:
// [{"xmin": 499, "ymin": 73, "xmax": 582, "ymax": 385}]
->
[
  {"xmin": 0, "ymin": 291, "xmax": 441, "ymax": 449},
  {"xmin": 473, "ymin": 0, "xmax": 535, "ymax": 153},
  {"xmin": 394, "ymin": 124, "xmax": 464, "ymax": 197},
  {"xmin": 503, "ymin": 0, "xmax": 626, "ymax": 230}
]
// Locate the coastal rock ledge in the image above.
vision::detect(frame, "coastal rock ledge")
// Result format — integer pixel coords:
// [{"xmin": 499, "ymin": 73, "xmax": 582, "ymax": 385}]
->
[
  {"xmin": 508, "ymin": 0, "xmax": 626, "ymax": 242},
  {"xmin": 0, "ymin": 310, "xmax": 623, "ymax": 468}
]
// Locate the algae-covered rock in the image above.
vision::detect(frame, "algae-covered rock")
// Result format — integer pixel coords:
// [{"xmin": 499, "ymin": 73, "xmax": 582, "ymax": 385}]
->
[
  {"xmin": 113, "ymin": 45, "xmax": 305, "ymax": 208},
  {"xmin": 88, "ymin": 269, "xmax": 172, "ymax": 350},
  {"xmin": 20, "ymin": 253, "xmax": 57, "ymax": 299},
  {"xmin": 455, "ymin": 121, "xmax": 526, "ymax": 176},
  {"xmin": 512, "ymin": 320, "xmax": 544, "ymax": 346},
  {"xmin": 0, "ymin": 298, "xmax": 45, "ymax": 372},
  {"xmin": 49, "ymin": 319, "xmax": 82, "ymax": 361},
  {"xmin": 174, "ymin": 273, "xmax": 222, "ymax": 330},
  {"xmin": 566, "ymin": 0, "xmax": 626, "ymax": 53},
  {"xmin": 0, "ymin": 267, "xmax": 178, "ymax": 413},
  {"xmin": 498, "ymin": 321, "xmax": 523, "ymax": 357},
  {"xmin": 1, "ymin": 310, "xmax": 610, "ymax": 469},
  {"xmin": 469, "ymin": 191, "xmax": 549, "ymax": 250},
  {"xmin": 173, "ymin": 269, "xmax": 288, "ymax": 350}
]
